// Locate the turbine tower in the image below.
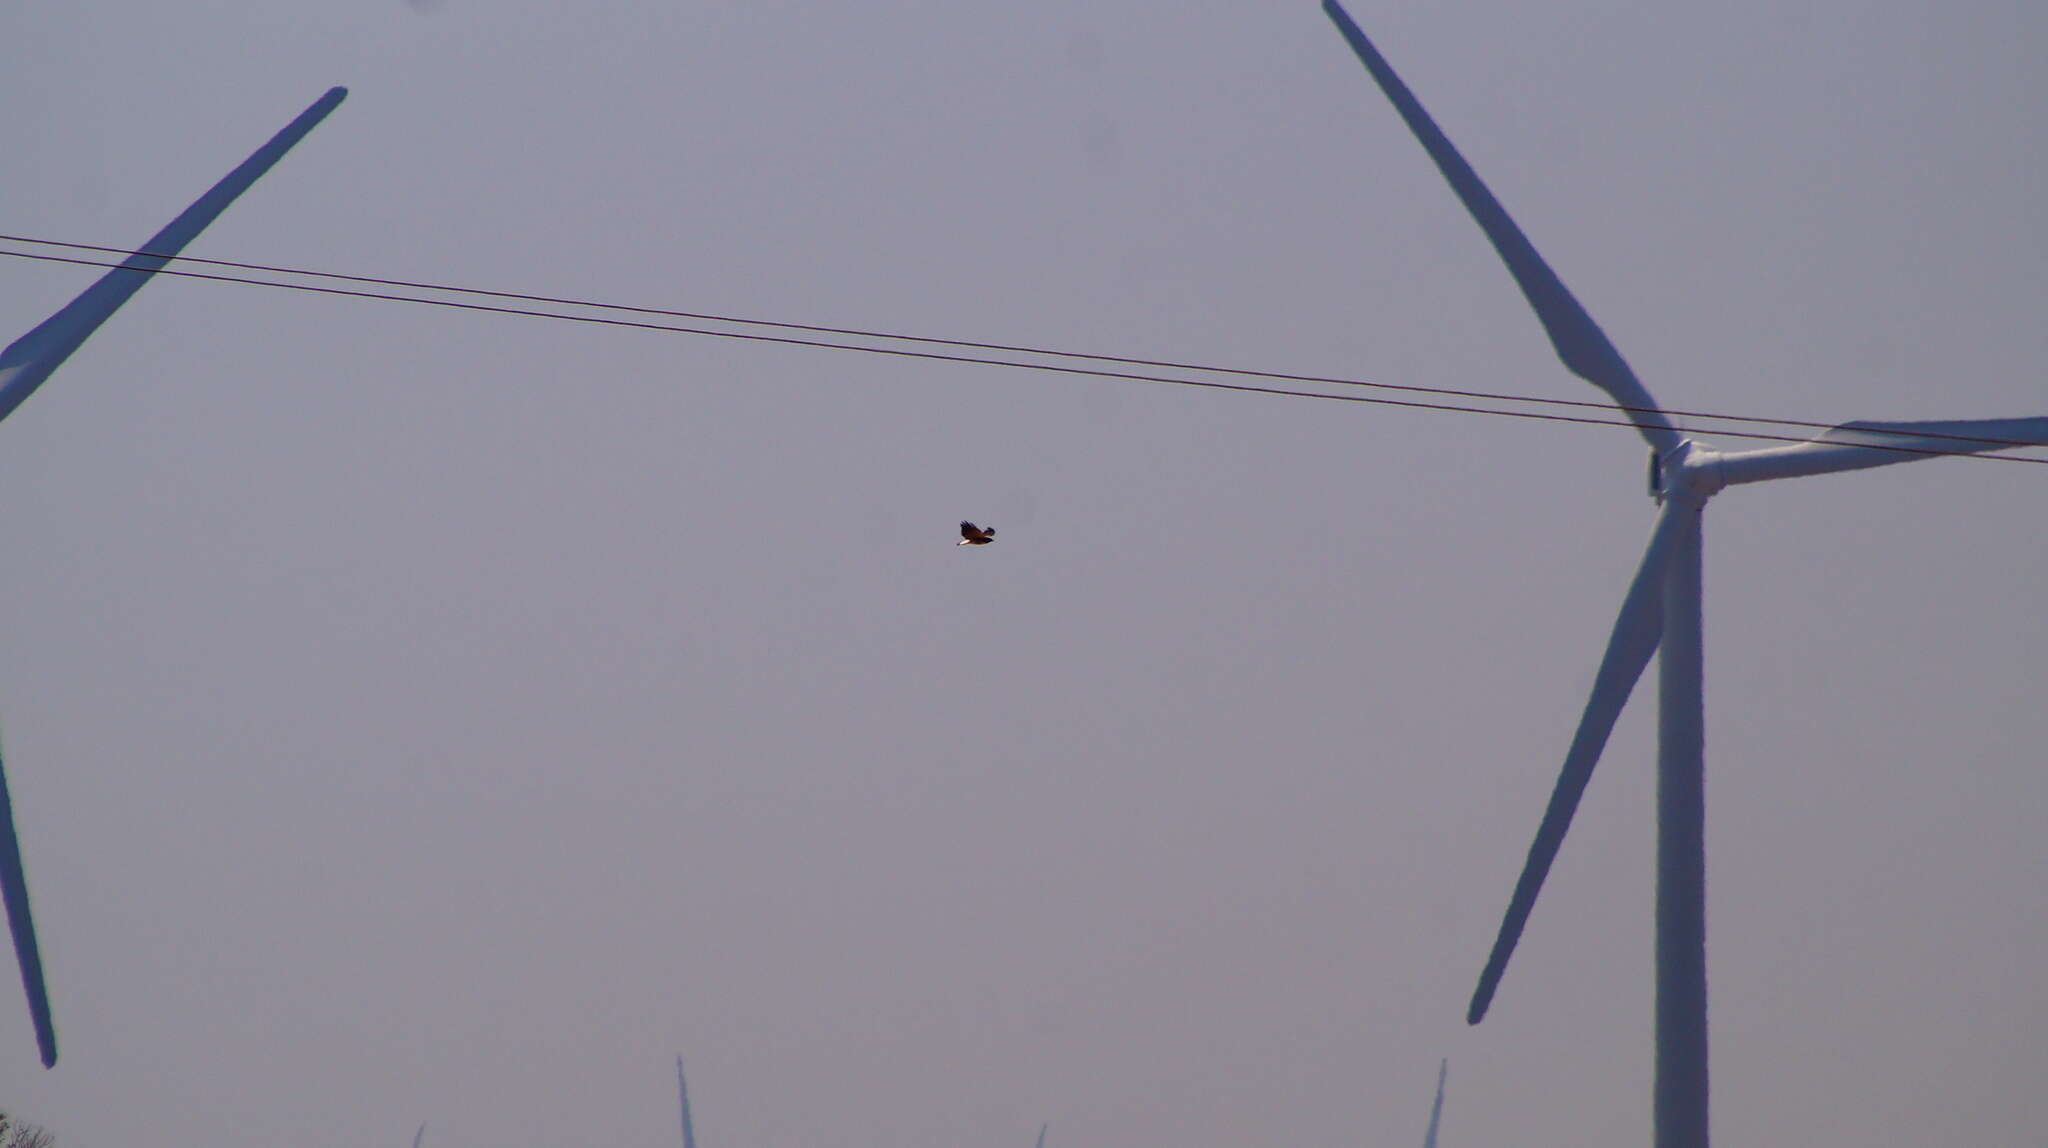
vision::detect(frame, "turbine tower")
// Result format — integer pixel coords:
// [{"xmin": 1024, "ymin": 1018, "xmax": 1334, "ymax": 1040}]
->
[
  {"xmin": 1320, "ymin": 4, "xmax": 2047, "ymax": 1146},
  {"xmin": 0, "ymin": 85, "xmax": 347, "ymax": 1068}
]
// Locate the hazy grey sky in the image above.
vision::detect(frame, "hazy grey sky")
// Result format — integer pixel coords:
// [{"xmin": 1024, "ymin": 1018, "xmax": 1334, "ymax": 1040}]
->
[{"xmin": 3, "ymin": 2, "xmax": 2043, "ymax": 1145}]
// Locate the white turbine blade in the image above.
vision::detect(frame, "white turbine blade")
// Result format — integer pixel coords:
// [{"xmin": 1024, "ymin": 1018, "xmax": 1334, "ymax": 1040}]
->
[
  {"xmin": 0, "ymin": 86, "xmax": 347, "ymax": 423},
  {"xmin": 1321, "ymin": 2, "xmax": 1680, "ymax": 455},
  {"xmin": 1422, "ymin": 1058, "xmax": 1448, "ymax": 1148},
  {"xmin": 0, "ymin": 741, "xmax": 55, "ymax": 1067},
  {"xmin": 1469, "ymin": 502, "xmax": 1685, "ymax": 1025},
  {"xmin": 0, "ymin": 85, "xmax": 343, "ymax": 1073},
  {"xmin": 411, "ymin": 1122, "xmax": 426, "ymax": 1148},
  {"xmin": 677, "ymin": 1054, "xmax": 698, "ymax": 1148},
  {"xmin": 1034, "ymin": 1123, "xmax": 1048, "ymax": 1148},
  {"xmin": 1716, "ymin": 417, "xmax": 2048, "ymax": 486}
]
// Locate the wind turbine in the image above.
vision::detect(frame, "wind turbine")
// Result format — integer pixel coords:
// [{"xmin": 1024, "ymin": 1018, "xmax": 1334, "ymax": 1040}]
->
[
  {"xmin": 0, "ymin": 85, "xmax": 347, "ymax": 1068},
  {"xmin": 1319, "ymin": 4, "xmax": 2048, "ymax": 1146},
  {"xmin": 1034, "ymin": 1122, "xmax": 1048, "ymax": 1148}
]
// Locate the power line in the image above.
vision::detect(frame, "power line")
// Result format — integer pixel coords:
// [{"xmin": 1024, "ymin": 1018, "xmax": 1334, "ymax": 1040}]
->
[
  {"xmin": 15, "ymin": 233, "xmax": 2046, "ymax": 454},
  {"xmin": 2, "ymin": 237, "xmax": 2043, "ymax": 466},
  {"xmin": 1, "ymin": 245, "xmax": 1637, "ymax": 426},
  {"xmin": 0, "ymin": 234, "xmax": 1987, "ymax": 441}
]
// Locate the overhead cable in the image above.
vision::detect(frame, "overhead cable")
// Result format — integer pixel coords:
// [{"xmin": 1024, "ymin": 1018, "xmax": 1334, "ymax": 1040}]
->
[{"xmin": 2, "ymin": 237, "xmax": 2042, "ymax": 466}]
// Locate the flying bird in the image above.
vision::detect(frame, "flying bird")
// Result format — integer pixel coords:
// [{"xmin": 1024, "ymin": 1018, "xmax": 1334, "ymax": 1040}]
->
[{"xmin": 958, "ymin": 521, "xmax": 996, "ymax": 546}]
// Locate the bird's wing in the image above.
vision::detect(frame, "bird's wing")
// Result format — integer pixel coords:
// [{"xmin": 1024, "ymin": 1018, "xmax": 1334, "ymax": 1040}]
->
[{"xmin": 960, "ymin": 521, "xmax": 982, "ymax": 539}]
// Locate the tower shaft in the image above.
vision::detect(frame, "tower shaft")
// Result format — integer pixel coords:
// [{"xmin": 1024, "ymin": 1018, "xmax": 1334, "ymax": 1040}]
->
[{"xmin": 1655, "ymin": 495, "xmax": 1709, "ymax": 1148}]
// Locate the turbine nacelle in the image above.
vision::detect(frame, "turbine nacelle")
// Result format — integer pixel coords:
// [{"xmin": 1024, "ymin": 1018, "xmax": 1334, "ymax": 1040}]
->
[{"xmin": 1649, "ymin": 440, "xmax": 1726, "ymax": 506}]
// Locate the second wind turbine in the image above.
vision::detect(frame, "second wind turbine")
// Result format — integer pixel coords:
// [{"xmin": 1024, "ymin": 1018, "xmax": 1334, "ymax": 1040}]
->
[{"xmin": 1320, "ymin": 4, "xmax": 2048, "ymax": 1147}]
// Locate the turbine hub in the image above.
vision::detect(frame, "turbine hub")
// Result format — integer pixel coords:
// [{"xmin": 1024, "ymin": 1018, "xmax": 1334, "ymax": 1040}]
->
[{"xmin": 1652, "ymin": 439, "xmax": 1726, "ymax": 504}]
